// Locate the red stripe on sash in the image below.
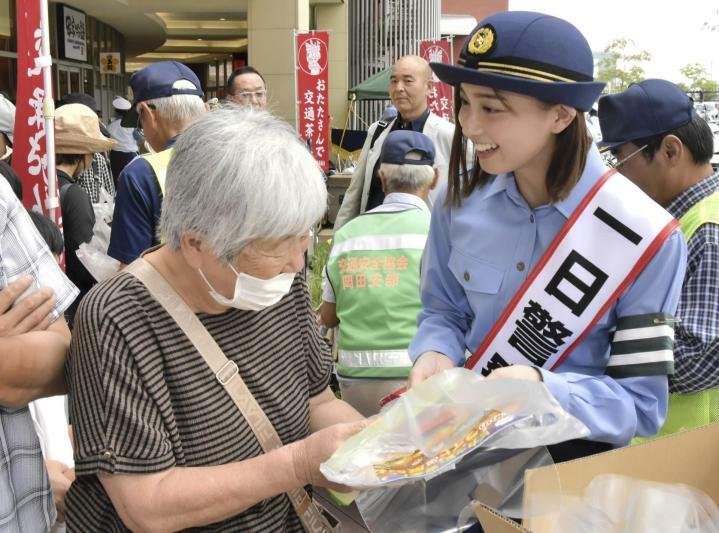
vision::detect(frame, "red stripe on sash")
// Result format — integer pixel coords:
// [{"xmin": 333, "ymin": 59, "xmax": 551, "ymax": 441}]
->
[
  {"xmin": 379, "ymin": 169, "xmax": 678, "ymax": 408},
  {"xmin": 549, "ymin": 216, "xmax": 678, "ymax": 370},
  {"xmin": 465, "ymin": 169, "xmax": 618, "ymax": 370}
]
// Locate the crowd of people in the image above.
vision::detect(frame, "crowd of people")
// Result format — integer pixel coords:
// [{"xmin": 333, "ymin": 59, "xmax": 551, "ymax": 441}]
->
[{"xmin": 0, "ymin": 8, "xmax": 717, "ymax": 533}]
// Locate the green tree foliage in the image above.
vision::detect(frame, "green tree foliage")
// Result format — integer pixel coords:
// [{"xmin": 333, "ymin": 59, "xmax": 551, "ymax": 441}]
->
[
  {"xmin": 596, "ymin": 38, "xmax": 652, "ymax": 93},
  {"xmin": 677, "ymin": 63, "xmax": 719, "ymax": 93}
]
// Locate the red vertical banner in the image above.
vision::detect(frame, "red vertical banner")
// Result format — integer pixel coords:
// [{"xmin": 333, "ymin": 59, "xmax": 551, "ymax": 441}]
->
[
  {"xmin": 296, "ymin": 31, "xmax": 330, "ymax": 171},
  {"xmin": 13, "ymin": 0, "xmax": 51, "ymax": 216},
  {"xmin": 420, "ymin": 40, "xmax": 454, "ymax": 122}
]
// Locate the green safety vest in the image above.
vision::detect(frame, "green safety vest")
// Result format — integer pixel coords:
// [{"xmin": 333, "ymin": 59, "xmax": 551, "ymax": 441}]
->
[
  {"xmin": 326, "ymin": 205, "xmax": 429, "ymax": 379},
  {"xmin": 141, "ymin": 147, "xmax": 173, "ymax": 243},
  {"xmin": 141, "ymin": 147, "xmax": 174, "ymax": 196},
  {"xmin": 658, "ymin": 189, "xmax": 719, "ymax": 436}
]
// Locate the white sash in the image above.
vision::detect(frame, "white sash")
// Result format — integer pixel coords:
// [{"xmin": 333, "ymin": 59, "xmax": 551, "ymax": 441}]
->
[{"xmin": 467, "ymin": 170, "xmax": 678, "ymax": 375}]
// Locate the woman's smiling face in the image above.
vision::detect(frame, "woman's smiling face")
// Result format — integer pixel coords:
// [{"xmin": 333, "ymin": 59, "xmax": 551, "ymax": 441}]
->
[{"xmin": 458, "ymin": 83, "xmax": 561, "ymax": 178}]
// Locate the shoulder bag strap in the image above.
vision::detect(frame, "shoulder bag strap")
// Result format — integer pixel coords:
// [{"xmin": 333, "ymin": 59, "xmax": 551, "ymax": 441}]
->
[
  {"xmin": 369, "ymin": 120, "xmax": 390, "ymax": 150},
  {"xmin": 124, "ymin": 258, "xmax": 335, "ymax": 533}
]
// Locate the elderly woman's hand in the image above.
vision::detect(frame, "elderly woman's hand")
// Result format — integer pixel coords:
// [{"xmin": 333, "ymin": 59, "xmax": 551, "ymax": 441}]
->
[{"xmin": 291, "ymin": 419, "xmax": 368, "ymax": 490}]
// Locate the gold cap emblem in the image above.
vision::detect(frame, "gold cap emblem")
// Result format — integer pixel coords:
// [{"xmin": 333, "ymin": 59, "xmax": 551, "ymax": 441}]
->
[{"xmin": 468, "ymin": 25, "xmax": 496, "ymax": 55}]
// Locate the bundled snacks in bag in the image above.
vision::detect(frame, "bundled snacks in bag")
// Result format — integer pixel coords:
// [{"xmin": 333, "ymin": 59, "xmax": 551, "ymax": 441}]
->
[
  {"xmin": 321, "ymin": 368, "xmax": 588, "ymax": 489},
  {"xmin": 372, "ymin": 409, "xmax": 521, "ymax": 484}
]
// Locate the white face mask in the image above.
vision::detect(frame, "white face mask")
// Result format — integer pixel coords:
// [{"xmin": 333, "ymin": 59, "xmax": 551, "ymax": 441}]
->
[{"xmin": 198, "ymin": 265, "xmax": 296, "ymax": 311}]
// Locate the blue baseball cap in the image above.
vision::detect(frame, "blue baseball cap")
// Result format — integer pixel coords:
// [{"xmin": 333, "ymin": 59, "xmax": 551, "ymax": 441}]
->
[
  {"xmin": 380, "ymin": 130, "xmax": 436, "ymax": 166},
  {"xmin": 430, "ymin": 11, "xmax": 605, "ymax": 111},
  {"xmin": 597, "ymin": 79, "xmax": 695, "ymax": 150},
  {"xmin": 122, "ymin": 61, "xmax": 204, "ymax": 127}
]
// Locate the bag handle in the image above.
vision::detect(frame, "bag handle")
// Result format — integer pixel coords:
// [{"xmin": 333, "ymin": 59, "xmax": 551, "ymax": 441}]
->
[{"xmin": 125, "ymin": 258, "xmax": 334, "ymax": 533}]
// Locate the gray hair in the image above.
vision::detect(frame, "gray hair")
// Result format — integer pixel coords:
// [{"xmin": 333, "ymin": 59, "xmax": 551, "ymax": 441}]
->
[
  {"xmin": 140, "ymin": 80, "xmax": 206, "ymax": 127},
  {"xmin": 379, "ymin": 153, "xmax": 435, "ymax": 192},
  {"xmin": 160, "ymin": 105, "xmax": 327, "ymax": 263}
]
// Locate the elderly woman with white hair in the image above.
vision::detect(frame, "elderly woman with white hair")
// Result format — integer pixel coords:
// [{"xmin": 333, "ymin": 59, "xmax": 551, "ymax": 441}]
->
[{"xmin": 65, "ymin": 107, "xmax": 365, "ymax": 532}]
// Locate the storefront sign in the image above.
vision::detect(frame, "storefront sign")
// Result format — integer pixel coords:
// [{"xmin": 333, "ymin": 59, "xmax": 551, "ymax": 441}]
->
[
  {"xmin": 58, "ymin": 4, "xmax": 87, "ymax": 62},
  {"xmin": 420, "ymin": 40, "xmax": 454, "ymax": 122},
  {"xmin": 100, "ymin": 52, "xmax": 121, "ymax": 74},
  {"xmin": 296, "ymin": 31, "xmax": 330, "ymax": 171}
]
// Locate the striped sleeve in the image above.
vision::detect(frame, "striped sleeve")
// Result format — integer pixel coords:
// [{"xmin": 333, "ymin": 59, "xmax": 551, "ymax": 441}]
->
[
  {"xmin": 606, "ymin": 313, "xmax": 676, "ymax": 378},
  {"xmin": 298, "ymin": 276, "xmax": 333, "ymax": 398},
  {"xmin": 68, "ymin": 279, "xmax": 175, "ymax": 476}
]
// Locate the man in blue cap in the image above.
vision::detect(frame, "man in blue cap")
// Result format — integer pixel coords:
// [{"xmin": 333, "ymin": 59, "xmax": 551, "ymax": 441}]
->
[
  {"xmin": 320, "ymin": 130, "xmax": 438, "ymax": 415},
  {"xmin": 599, "ymin": 78, "xmax": 719, "ymax": 437},
  {"xmin": 108, "ymin": 61, "xmax": 206, "ymax": 266}
]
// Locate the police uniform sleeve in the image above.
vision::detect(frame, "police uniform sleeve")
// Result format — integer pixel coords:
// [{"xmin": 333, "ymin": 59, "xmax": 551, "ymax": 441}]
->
[
  {"xmin": 108, "ymin": 159, "xmax": 160, "ymax": 264},
  {"xmin": 537, "ymin": 229, "xmax": 687, "ymax": 445},
  {"xmin": 409, "ymin": 183, "xmax": 474, "ymax": 365}
]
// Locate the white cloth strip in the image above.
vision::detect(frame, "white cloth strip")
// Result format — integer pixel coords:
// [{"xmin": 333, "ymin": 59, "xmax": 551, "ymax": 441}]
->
[
  {"xmin": 613, "ymin": 324, "xmax": 675, "ymax": 343},
  {"xmin": 606, "ymin": 349, "xmax": 674, "ymax": 367},
  {"xmin": 338, "ymin": 349, "xmax": 413, "ymax": 368},
  {"xmin": 329, "ymin": 234, "xmax": 428, "ymax": 258}
]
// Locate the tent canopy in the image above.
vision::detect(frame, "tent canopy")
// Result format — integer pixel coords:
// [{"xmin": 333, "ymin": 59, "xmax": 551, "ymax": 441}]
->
[{"xmin": 349, "ymin": 67, "xmax": 391, "ymax": 100}]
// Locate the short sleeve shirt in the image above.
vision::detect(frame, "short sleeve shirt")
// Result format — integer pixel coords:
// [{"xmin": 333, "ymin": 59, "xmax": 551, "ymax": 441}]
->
[
  {"xmin": 65, "ymin": 271, "xmax": 332, "ymax": 532},
  {"xmin": 0, "ymin": 178, "xmax": 78, "ymax": 532},
  {"xmin": 108, "ymin": 140, "xmax": 176, "ymax": 264}
]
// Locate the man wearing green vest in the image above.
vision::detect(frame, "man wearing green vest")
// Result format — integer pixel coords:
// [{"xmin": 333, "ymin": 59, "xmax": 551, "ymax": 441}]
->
[
  {"xmin": 108, "ymin": 61, "xmax": 206, "ymax": 266},
  {"xmin": 320, "ymin": 130, "xmax": 438, "ymax": 416},
  {"xmin": 598, "ymin": 79, "xmax": 719, "ymax": 436}
]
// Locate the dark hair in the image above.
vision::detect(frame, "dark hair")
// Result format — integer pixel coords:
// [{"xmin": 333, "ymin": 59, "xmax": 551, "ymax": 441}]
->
[
  {"xmin": 56, "ymin": 153, "xmax": 84, "ymax": 166},
  {"xmin": 226, "ymin": 66, "xmax": 266, "ymax": 95},
  {"xmin": 27, "ymin": 209, "xmax": 64, "ymax": 256},
  {"xmin": 446, "ymin": 85, "xmax": 591, "ymax": 207},
  {"xmin": 57, "ymin": 92, "xmax": 100, "ymax": 114},
  {"xmin": 0, "ymin": 160, "xmax": 22, "ymax": 200},
  {"xmin": 631, "ymin": 114, "xmax": 714, "ymax": 165}
]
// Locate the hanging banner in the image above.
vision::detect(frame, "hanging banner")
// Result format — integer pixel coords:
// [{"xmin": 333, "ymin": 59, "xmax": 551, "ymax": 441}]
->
[
  {"xmin": 13, "ymin": 0, "xmax": 50, "ymax": 216},
  {"xmin": 420, "ymin": 39, "xmax": 454, "ymax": 122},
  {"xmin": 295, "ymin": 31, "xmax": 330, "ymax": 171}
]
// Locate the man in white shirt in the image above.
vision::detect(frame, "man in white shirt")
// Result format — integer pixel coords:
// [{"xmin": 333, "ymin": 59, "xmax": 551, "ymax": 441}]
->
[{"xmin": 334, "ymin": 55, "xmax": 459, "ymax": 230}]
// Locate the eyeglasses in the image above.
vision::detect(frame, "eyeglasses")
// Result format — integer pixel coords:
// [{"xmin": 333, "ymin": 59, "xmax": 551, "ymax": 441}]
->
[
  {"xmin": 606, "ymin": 144, "xmax": 648, "ymax": 169},
  {"xmin": 235, "ymin": 90, "xmax": 267, "ymax": 100}
]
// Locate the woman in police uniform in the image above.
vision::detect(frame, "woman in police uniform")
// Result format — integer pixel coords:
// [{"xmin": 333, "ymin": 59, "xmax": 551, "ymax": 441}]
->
[{"xmin": 407, "ymin": 11, "xmax": 687, "ymax": 460}]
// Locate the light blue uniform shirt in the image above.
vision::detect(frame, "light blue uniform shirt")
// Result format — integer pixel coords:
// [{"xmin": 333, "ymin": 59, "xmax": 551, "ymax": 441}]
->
[{"xmin": 409, "ymin": 146, "xmax": 688, "ymax": 445}]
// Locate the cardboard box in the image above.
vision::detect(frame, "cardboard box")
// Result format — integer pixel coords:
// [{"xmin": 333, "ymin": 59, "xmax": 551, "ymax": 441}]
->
[{"xmin": 473, "ymin": 422, "xmax": 719, "ymax": 532}]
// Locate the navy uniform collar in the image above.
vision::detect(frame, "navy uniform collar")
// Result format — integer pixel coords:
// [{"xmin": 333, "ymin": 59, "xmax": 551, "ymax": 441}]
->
[
  {"xmin": 164, "ymin": 136, "xmax": 178, "ymax": 150},
  {"xmin": 552, "ymin": 145, "xmax": 608, "ymax": 218},
  {"xmin": 473, "ymin": 144, "xmax": 610, "ymax": 218}
]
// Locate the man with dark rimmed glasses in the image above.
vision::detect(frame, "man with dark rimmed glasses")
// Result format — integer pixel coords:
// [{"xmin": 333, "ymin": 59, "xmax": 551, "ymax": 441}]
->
[
  {"xmin": 599, "ymin": 78, "xmax": 719, "ymax": 438},
  {"xmin": 226, "ymin": 66, "xmax": 268, "ymax": 111}
]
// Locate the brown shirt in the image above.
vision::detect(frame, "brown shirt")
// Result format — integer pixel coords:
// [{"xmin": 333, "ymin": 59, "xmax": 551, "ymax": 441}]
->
[{"xmin": 65, "ymin": 271, "xmax": 332, "ymax": 532}]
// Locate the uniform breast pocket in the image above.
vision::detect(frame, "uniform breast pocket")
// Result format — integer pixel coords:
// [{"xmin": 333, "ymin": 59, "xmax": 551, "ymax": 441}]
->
[{"xmin": 448, "ymin": 249, "xmax": 505, "ymax": 318}]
